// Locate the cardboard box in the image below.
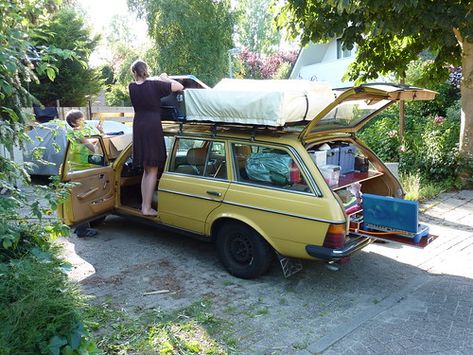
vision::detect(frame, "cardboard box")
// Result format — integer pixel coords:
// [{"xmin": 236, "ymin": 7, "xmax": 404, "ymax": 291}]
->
[{"xmin": 102, "ymin": 133, "xmax": 132, "ymax": 159}]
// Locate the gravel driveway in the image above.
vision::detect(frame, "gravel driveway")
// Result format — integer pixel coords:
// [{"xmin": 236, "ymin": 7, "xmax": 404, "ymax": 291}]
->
[{"xmin": 60, "ymin": 190, "xmax": 473, "ymax": 354}]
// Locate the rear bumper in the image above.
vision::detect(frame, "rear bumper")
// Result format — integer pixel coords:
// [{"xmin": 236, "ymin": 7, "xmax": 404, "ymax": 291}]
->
[{"xmin": 305, "ymin": 236, "xmax": 373, "ymax": 261}]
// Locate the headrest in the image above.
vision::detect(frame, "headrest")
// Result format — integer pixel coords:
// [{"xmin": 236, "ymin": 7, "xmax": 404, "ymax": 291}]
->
[
  {"xmin": 235, "ymin": 145, "xmax": 251, "ymax": 156},
  {"xmin": 187, "ymin": 147, "xmax": 207, "ymax": 165}
]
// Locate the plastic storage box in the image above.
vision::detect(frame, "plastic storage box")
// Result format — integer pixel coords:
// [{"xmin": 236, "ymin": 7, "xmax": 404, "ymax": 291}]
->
[
  {"xmin": 309, "ymin": 150, "xmax": 326, "ymax": 166},
  {"xmin": 319, "ymin": 165, "xmax": 341, "ymax": 187},
  {"xmin": 326, "ymin": 147, "xmax": 340, "ymax": 165},
  {"xmin": 339, "ymin": 144, "xmax": 356, "ymax": 174}
]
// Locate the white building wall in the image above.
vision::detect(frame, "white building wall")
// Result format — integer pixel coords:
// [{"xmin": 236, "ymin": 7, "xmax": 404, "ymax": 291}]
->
[
  {"xmin": 298, "ymin": 58, "xmax": 354, "ymax": 88},
  {"xmin": 290, "ymin": 40, "xmax": 390, "ymax": 89}
]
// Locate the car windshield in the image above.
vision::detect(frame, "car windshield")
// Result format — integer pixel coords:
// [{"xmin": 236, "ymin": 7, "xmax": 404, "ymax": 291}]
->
[{"xmin": 310, "ymin": 98, "xmax": 391, "ymax": 132}]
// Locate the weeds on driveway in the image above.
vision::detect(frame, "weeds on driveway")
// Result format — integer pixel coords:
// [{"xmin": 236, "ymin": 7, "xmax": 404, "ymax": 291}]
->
[{"xmin": 85, "ymin": 297, "xmax": 238, "ymax": 354}]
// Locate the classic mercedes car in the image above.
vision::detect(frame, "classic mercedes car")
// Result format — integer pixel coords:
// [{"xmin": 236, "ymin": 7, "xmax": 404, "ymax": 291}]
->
[{"xmin": 58, "ymin": 80, "xmax": 438, "ymax": 279}]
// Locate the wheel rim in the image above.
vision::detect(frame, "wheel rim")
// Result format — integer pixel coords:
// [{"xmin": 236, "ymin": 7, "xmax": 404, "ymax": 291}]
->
[{"xmin": 228, "ymin": 233, "xmax": 253, "ymax": 265}]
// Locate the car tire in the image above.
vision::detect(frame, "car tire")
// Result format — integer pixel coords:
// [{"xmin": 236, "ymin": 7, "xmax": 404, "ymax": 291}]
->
[
  {"xmin": 216, "ymin": 222, "xmax": 273, "ymax": 279},
  {"xmin": 89, "ymin": 216, "xmax": 106, "ymax": 228}
]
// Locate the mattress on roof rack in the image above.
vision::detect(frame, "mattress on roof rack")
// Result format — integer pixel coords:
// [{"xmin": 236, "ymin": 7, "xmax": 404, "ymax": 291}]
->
[{"xmin": 183, "ymin": 79, "xmax": 335, "ymax": 127}]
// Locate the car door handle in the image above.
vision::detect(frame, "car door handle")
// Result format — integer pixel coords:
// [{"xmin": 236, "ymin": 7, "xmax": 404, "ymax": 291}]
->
[{"xmin": 206, "ymin": 190, "xmax": 221, "ymax": 197}]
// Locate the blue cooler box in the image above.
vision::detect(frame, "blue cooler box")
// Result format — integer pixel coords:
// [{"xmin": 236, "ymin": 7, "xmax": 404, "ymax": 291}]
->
[{"xmin": 363, "ymin": 193, "xmax": 418, "ymax": 233}]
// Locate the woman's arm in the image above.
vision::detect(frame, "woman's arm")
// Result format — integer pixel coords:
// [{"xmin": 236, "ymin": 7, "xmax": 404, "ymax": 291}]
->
[{"xmin": 159, "ymin": 73, "xmax": 184, "ymax": 92}]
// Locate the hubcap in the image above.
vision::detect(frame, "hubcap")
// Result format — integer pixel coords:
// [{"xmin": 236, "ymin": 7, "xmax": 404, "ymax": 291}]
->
[{"xmin": 229, "ymin": 234, "xmax": 253, "ymax": 264}]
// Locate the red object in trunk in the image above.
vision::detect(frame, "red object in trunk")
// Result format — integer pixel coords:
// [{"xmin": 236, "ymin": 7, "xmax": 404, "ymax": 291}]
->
[{"xmin": 290, "ymin": 161, "xmax": 301, "ymax": 184}]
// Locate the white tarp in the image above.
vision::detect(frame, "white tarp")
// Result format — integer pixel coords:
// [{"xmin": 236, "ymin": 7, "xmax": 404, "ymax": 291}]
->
[{"xmin": 184, "ymin": 79, "xmax": 335, "ymax": 127}]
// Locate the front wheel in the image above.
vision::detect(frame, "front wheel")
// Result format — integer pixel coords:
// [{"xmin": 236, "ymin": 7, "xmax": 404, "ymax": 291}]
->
[
  {"xmin": 89, "ymin": 216, "xmax": 106, "ymax": 228},
  {"xmin": 216, "ymin": 222, "xmax": 273, "ymax": 279}
]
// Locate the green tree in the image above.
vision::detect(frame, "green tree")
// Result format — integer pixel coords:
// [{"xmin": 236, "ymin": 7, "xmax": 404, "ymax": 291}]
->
[
  {"xmin": 128, "ymin": 0, "xmax": 234, "ymax": 86},
  {"xmin": 29, "ymin": 7, "xmax": 101, "ymax": 106},
  {"xmin": 100, "ymin": 14, "xmax": 149, "ymax": 106},
  {"xmin": 279, "ymin": 0, "xmax": 473, "ymax": 159},
  {"xmin": 235, "ymin": 0, "xmax": 281, "ymax": 56}
]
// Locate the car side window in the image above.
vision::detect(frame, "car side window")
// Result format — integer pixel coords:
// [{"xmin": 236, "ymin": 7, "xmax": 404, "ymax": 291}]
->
[
  {"xmin": 65, "ymin": 135, "xmax": 107, "ymax": 172},
  {"xmin": 169, "ymin": 138, "xmax": 227, "ymax": 179},
  {"xmin": 232, "ymin": 143, "xmax": 311, "ymax": 193},
  {"xmin": 205, "ymin": 141, "xmax": 227, "ymax": 179}
]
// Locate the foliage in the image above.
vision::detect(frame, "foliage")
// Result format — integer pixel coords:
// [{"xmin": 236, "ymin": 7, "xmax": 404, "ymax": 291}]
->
[
  {"xmin": 279, "ymin": 0, "xmax": 473, "ymax": 161},
  {"xmin": 234, "ymin": 48, "xmax": 297, "ymax": 80},
  {"xmin": 1, "ymin": 1, "xmax": 98, "ymax": 353},
  {"xmin": 399, "ymin": 173, "xmax": 450, "ymax": 201},
  {"xmin": 105, "ymin": 84, "xmax": 132, "ymax": 106},
  {"xmin": 98, "ymin": 15, "xmax": 148, "ymax": 106},
  {"xmin": 235, "ymin": 0, "xmax": 281, "ymax": 56},
  {"xmin": 0, "ymin": 255, "xmax": 98, "ymax": 354},
  {"xmin": 279, "ymin": 0, "xmax": 471, "ymax": 82},
  {"xmin": 359, "ymin": 96, "xmax": 461, "ymax": 184},
  {"xmin": 358, "ymin": 108, "xmax": 401, "ymax": 162},
  {"xmin": 87, "ymin": 298, "xmax": 236, "ymax": 354},
  {"xmin": 0, "ymin": 0, "xmax": 72, "ymax": 150},
  {"xmin": 29, "ymin": 7, "xmax": 102, "ymax": 106},
  {"xmin": 128, "ymin": 0, "xmax": 234, "ymax": 86}
]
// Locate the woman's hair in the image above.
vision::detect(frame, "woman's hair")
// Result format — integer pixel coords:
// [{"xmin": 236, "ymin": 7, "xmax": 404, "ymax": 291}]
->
[
  {"xmin": 65, "ymin": 110, "xmax": 84, "ymax": 128},
  {"xmin": 130, "ymin": 59, "xmax": 150, "ymax": 79}
]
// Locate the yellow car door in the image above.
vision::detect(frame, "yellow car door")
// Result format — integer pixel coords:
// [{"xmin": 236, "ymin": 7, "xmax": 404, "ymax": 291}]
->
[
  {"xmin": 158, "ymin": 138, "xmax": 230, "ymax": 234},
  {"xmin": 59, "ymin": 136, "xmax": 115, "ymax": 225}
]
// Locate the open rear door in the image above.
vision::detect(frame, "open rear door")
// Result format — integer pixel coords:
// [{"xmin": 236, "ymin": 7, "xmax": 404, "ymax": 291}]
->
[
  {"xmin": 300, "ymin": 84, "xmax": 437, "ymax": 143},
  {"xmin": 59, "ymin": 135, "xmax": 115, "ymax": 225}
]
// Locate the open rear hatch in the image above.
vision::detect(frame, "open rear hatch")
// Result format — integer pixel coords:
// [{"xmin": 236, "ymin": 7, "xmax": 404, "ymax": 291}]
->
[
  {"xmin": 300, "ymin": 83, "xmax": 437, "ymax": 142},
  {"xmin": 302, "ymin": 84, "xmax": 438, "ymax": 249}
]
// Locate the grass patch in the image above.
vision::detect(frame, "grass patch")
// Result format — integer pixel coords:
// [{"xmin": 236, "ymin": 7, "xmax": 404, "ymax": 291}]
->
[
  {"xmin": 86, "ymin": 298, "xmax": 237, "ymax": 354},
  {"xmin": 400, "ymin": 173, "xmax": 453, "ymax": 201},
  {"xmin": 0, "ymin": 254, "xmax": 97, "ymax": 354}
]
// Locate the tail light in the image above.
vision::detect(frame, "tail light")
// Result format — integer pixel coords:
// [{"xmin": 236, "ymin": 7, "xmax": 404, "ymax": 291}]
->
[{"xmin": 323, "ymin": 224, "xmax": 346, "ymax": 249}]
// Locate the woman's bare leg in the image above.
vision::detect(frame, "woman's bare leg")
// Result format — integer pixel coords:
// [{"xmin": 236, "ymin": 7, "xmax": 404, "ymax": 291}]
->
[{"xmin": 141, "ymin": 165, "xmax": 158, "ymax": 216}]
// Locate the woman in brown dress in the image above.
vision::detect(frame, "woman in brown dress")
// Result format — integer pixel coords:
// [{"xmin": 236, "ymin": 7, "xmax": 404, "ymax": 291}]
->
[{"xmin": 129, "ymin": 60, "xmax": 184, "ymax": 216}]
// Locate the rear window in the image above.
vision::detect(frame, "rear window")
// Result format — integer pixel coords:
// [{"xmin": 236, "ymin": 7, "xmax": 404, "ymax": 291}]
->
[
  {"xmin": 311, "ymin": 99, "xmax": 391, "ymax": 132},
  {"xmin": 232, "ymin": 143, "xmax": 312, "ymax": 194}
]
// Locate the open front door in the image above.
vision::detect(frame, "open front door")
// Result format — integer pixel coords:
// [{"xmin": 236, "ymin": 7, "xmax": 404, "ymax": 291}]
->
[{"xmin": 59, "ymin": 136, "xmax": 115, "ymax": 225}]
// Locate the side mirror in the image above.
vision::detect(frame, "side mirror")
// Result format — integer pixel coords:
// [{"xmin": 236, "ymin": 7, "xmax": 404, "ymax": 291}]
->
[{"xmin": 88, "ymin": 154, "xmax": 105, "ymax": 166}]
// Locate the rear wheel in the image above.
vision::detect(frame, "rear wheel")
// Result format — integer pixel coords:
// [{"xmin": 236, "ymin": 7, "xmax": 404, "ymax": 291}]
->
[{"xmin": 216, "ymin": 222, "xmax": 273, "ymax": 279}]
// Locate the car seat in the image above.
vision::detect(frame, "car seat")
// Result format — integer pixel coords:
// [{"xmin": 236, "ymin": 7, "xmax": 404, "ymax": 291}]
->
[{"xmin": 175, "ymin": 147, "xmax": 208, "ymax": 175}]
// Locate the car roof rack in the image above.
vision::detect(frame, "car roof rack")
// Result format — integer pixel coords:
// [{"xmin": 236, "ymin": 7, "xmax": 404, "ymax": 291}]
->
[{"xmin": 163, "ymin": 120, "xmax": 305, "ymax": 141}]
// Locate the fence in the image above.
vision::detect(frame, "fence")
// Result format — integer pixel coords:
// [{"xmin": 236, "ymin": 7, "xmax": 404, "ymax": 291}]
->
[{"xmin": 24, "ymin": 105, "xmax": 135, "ymax": 123}]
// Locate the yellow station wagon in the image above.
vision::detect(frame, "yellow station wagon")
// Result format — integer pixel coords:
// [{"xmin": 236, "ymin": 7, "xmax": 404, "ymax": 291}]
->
[{"xmin": 58, "ymin": 79, "xmax": 438, "ymax": 279}]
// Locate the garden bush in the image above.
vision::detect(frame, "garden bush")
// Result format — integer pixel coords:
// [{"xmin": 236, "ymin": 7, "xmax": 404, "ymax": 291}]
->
[
  {"xmin": 358, "ymin": 84, "xmax": 461, "ymax": 188},
  {"xmin": 0, "ymin": 254, "xmax": 98, "ymax": 354}
]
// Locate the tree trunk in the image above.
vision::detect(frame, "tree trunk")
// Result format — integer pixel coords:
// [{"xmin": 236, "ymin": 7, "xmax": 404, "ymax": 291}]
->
[{"xmin": 460, "ymin": 39, "xmax": 473, "ymax": 159}]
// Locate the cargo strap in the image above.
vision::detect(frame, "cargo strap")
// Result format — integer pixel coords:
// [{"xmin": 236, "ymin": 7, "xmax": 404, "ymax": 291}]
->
[{"xmin": 302, "ymin": 93, "xmax": 309, "ymax": 121}]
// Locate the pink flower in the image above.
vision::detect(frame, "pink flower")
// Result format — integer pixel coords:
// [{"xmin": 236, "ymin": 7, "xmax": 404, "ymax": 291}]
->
[{"xmin": 434, "ymin": 116, "xmax": 445, "ymax": 124}]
